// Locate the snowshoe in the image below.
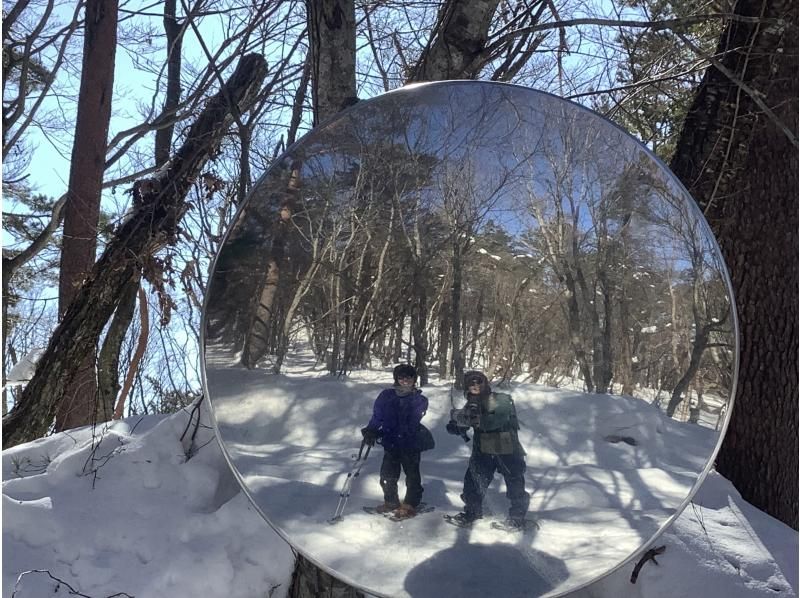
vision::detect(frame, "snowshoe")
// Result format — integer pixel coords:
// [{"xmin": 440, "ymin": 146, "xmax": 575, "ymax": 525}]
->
[
  {"xmin": 490, "ymin": 517, "xmax": 539, "ymax": 532},
  {"xmin": 363, "ymin": 502, "xmax": 434, "ymax": 521},
  {"xmin": 390, "ymin": 504, "xmax": 416, "ymax": 520},
  {"xmin": 387, "ymin": 503, "xmax": 435, "ymax": 522},
  {"xmin": 443, "ymin": 512, "xmax": 481, "ymax": 528},
  {"xmin": 363, "ymin": 502, "xmax": 400, "ymax": 516}
]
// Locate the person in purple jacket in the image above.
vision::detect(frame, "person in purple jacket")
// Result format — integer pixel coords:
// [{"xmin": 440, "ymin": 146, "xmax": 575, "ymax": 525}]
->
[{"xmin": 361, "ymin": 364, "xmax": 429, "ymax": 519}]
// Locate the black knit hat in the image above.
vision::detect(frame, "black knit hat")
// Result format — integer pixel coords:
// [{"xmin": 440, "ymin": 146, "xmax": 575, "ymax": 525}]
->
[{"xmin": 393, "ymin": 364, "xmax": 417, "ymax": 383}]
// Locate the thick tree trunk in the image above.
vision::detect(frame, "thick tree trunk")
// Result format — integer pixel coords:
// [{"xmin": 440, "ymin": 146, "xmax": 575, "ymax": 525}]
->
[
  {"xmin": 243, "ymin": 0, "xmax": 358, "ymax": 372},
  {"xmin": 94, "ymin": 0, "xmax": 183, "ymax": 418},
  {"xmin": 563, "ymin": 270, "xmax": 593, "ymax": 392},
  {"xmin": 670, "ymin": 0, "xmax": 798, "ymax": 528},
  {"xmin": 94, "ymin": 0, "xmax": 182, "ymax": 417},
  {"xmin": 307, "ymin": 0, "xmax": 357, "ymax": 124},
  {"xmin": 409, "ymin": 0, "xmax": 500, "ymax": 81},
  {"xmin": 392, "ymin": 314, "xmax": 404, "ymax": 363},
  {"xmin": 2, "ymin": 54, "xmax": 268, "ymax": 448},
  {"xmin": 411, "ymin": 288, "xmax": 429, "ymax": 385},
  {"xmin": 55, "ymin": 0, "xmax": 118, "ymax": 432},
  {"xmin": 241, "ymin": 176, "xmax": 298, "ymax": 369}
]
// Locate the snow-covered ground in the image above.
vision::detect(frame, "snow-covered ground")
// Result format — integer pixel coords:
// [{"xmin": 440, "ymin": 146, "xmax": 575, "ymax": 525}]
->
[
  {"xmin": 2, "ymin": 411, "xmax": 295, "ymax": 598},
  {"xmin": 2, "ymin": 404, "xmax": 797, "ymax": 598},
  {"xmin": 204, "ymin": 350, "xmax": 723, "ymax": 597},
  {"xmin": 3, "ymin": 367, "xmax": 797, "ymax": 597}
]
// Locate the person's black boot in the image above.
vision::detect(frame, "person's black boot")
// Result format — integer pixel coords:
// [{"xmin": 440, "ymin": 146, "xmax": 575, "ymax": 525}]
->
[{"xmin": 444, "ymin": 511, "xmax": 481, "ymax": 528}]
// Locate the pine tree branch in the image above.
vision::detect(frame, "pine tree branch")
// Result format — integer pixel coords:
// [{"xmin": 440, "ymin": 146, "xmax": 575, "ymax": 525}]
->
[{"xmin": 2, "ymin": 193, "xmax": 66, "ymax": 285}]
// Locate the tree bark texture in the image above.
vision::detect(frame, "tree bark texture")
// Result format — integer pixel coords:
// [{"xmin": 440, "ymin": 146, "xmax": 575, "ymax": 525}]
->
[
  {"xmin": 2, "ymin": 53, "xmax": 268, "ymax": 448},
  {"xmin": 409, "ymin": 0, "xmax": 500, "ymax": 81},
  {"xmin": 288, "ymin": 554, "xmax": 365, "ymax": 598},
  {"xmin": 55, "ymin": 0, "xmax": 118, "ymax": 431},
  {"xmin": 670, "ymin": 0, "xmax": 798, "ymax": 528},
  {"xmin": 307, "ymin": 0, "xmax": 357, "ymax": 125},
  {"xmin": 58, "ymin": 0, "xmax": 117, "ymax": 314}
]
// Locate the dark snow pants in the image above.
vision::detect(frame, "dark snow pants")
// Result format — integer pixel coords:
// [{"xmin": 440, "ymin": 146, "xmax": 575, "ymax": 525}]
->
[
  {"xmin": 380, "ymin": 449, "xmax": 423, "ymax": 507},
  {"xmin": 461, "ymin": 451, "xmax": 530, "ymax": 519}
]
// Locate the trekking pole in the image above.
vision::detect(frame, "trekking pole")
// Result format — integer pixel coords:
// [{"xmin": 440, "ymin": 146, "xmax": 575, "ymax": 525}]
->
[{"xmin": 328, "ymin": 440, "xmax": 372, "ymax": 524}]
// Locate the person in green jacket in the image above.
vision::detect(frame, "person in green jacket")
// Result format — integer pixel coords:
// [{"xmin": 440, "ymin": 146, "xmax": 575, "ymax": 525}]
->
[{"xmin": 446, "ymin": 370, "xmax": 530, "ymax": 528}]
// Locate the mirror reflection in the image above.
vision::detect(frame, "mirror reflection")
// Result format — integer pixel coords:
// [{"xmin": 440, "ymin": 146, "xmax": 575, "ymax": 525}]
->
[{"xmin": 203, "ymin": 81, "xmax": 737, "ymax": 598}]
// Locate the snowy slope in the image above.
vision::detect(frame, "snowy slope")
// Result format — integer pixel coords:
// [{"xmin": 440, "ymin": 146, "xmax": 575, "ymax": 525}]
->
[{"xmin": 2, "ymin": 410, "xmax": 295, "ymax": 598}]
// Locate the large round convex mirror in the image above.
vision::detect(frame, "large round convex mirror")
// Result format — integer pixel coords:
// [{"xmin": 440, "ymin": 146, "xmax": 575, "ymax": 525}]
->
[{"xmin": 202, "ymin": 81, "xmax": 738, "ymax": 598}]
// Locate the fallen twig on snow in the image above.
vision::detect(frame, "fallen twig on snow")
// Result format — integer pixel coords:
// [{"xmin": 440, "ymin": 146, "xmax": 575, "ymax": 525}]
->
[{"xmin": 630, "ymin": 545, "xmax": 667, "ymax": 583}]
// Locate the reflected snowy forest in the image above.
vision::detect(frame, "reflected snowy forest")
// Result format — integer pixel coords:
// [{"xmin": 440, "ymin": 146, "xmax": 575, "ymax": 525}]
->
[
  {"xmin": 202, "ymin": 82, "xmax": 737, "ymax": 597},
  {"xmin": 207, "ymin": 82, "xmax": 735, "ymax": 426},
  {"xmin": 204, "ymin": 82, "xmax": 736, "ymax": 596}
]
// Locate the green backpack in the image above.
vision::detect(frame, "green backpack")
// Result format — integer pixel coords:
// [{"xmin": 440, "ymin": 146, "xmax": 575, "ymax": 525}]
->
[
  {"xmin": 480, "ymin": 392, "xmax": 517, "ymax": 432},
  {"xmin": 477, "ymin": 392, "xmax": 521, "ymax": 455}
]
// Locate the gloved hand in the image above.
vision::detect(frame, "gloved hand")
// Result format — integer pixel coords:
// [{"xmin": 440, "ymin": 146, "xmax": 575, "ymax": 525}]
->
[
  {"xmin": 361, "ymin": 426, "xmax": 379, "ymax": 446},
  {"xmin": 446, "ymin": 420, "xmax": 462, "ymax": 436}
]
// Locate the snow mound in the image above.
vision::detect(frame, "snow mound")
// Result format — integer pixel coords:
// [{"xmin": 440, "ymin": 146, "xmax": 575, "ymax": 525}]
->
[{"xmin": 2, "ymin": 403, "xmax": 295, "ymax": 598}]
